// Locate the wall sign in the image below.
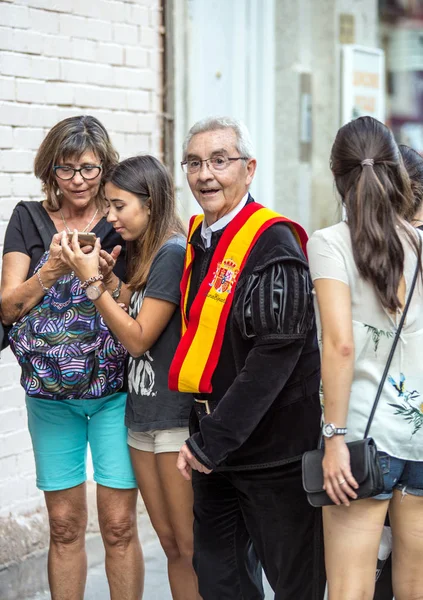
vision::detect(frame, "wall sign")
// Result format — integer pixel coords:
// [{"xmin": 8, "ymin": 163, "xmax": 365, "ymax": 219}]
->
[{"xmin": 341, "ymin": 45, "xmax": 385, "ymax": 125}]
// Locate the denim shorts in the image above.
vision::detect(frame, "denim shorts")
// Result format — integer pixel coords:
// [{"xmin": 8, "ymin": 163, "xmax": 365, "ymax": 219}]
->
[
  {"xmin": 374, "ymin": 451, "xmax": 423, "ymax": 500},
  {"xmin": 26, "ymin": 392, "xmax": 137, "ymax": 492}
]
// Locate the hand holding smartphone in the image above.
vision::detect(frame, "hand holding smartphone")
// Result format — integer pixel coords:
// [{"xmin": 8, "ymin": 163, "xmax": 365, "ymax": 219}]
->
[{"xmin": 67, "ymin": 232, "xmax": 97, "ymax": 247}]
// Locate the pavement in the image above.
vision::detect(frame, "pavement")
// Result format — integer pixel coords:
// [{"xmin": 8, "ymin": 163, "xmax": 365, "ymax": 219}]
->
[{"xmin": 25, "ymin": 512, "xmax": 274, "ymax": 599}]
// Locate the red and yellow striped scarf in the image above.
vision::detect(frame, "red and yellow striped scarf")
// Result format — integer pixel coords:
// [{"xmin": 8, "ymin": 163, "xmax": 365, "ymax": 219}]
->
[{"xmin": 168, "ymin": 202, "xmax": 308, "ymax": 394}]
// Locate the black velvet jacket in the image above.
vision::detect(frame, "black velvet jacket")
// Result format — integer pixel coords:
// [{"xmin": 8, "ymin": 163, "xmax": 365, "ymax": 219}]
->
[{"xmin": 185, "ymin": 199, "xmax": 322, "ymax": 471}]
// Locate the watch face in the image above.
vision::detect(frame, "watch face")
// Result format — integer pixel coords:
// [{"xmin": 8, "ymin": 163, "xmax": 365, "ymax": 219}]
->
[
  {"xmin": 86, "ymin": 284, "xmax": 102, "ymax": 300},
  {"xmin": 323, "ymin": 423, "xmax": 335, "ymax": 437}
]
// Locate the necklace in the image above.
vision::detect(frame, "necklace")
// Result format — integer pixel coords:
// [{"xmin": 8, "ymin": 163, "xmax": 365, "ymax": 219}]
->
[{"xmin": 60, "ymin": 207, "xmax": 99, "ymax": 233}]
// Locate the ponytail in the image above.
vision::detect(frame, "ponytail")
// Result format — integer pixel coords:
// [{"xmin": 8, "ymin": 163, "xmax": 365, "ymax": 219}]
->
[{"xmin": 331, "ymin": 117, "xmax": 420, "ymax": 312}]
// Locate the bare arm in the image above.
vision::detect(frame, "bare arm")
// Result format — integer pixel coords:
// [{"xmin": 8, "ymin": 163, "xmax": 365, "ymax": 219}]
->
[
  {"xmin": 90, "ymin": 292, "xmax": 177, "ymax": 357},
  {"xmin": 314, "ymin": 279, "xmax": 355, "ymax": 427},
  {"xmin": 313, "ymin": 278, "xmax": 359, "ymax": 505},
  {"xmin": 1, "ymin": 234, "xmax": 71, "ymax": 324}
]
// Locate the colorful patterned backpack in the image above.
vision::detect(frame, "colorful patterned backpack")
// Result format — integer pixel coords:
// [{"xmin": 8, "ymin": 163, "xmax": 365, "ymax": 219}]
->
[{"xmin": 8, "ymin": 202, "xmax": 127, "ymax": 399}]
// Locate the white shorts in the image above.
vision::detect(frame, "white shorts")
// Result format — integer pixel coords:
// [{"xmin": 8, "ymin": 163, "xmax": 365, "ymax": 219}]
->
[{"xmin": 127, "ymin": 427, "xmax": 189, "ymax": 454}]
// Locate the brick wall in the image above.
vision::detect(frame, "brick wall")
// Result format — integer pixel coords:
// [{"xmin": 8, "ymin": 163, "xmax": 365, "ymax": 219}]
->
[{"xmin": 0, "ymin": 0, "xmax": 164, "ymax": 519}]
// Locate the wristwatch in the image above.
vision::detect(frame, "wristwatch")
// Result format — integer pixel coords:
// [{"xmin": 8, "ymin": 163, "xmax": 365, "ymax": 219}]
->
[
  {"xmin": 322, "ymin": 423, "xmax": 348, "ymax": 438},
  {"xmin": 86, "ymin": 282, "xmax": 106, "ymax": 301}
]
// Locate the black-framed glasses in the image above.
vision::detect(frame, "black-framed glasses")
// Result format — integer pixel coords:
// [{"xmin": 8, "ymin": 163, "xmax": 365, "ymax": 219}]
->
[
  {"xmin": 53, "ymin": 165, "xmax": 102, "ymax": 181},
  {"xmin": 181, "ymin": 156, "xmax": 248, "ymax": 174}
]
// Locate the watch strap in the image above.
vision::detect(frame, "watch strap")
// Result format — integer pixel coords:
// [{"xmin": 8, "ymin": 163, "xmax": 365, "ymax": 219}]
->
[{"xmin": 331, "ymin": 427, "xmax": 347, "ymax": 436}]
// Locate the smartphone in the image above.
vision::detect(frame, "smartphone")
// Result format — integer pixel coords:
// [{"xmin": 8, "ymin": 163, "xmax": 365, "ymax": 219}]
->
[{"xmin": 67, "ymin": 232, "xmax": 97, "ymax": 247}]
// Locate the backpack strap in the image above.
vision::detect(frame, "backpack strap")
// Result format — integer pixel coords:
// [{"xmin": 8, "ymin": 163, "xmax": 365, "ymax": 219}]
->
[{"xmin": 17, "ymin": 201, "xmax": 57, "ymax": 251}]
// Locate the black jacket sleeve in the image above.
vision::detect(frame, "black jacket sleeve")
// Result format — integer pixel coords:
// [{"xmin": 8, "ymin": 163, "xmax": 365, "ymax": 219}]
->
[{"xmin": 185, "ymin": 252, "xmax": 315, "ymax": 469}]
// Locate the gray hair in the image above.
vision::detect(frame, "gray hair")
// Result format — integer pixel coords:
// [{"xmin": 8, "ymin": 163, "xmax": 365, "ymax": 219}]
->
[{"xmin": 182, "ymin": 116, "xmax": 255, "ymax": 160}]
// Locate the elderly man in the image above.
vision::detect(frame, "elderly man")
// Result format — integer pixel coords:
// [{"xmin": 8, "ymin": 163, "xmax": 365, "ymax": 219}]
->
[{"xmin": 169, "ymin": 117, "xmax": 324, "ymax": 599}]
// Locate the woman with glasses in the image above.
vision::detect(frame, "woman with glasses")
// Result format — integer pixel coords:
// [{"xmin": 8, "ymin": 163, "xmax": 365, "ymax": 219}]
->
[
  {"xmin": 1, "ymin": 116, "xmax": 143, "ymax": 600},
  {"xmin": 60, "ymin": 155, "xmax": 200, "ymax": 600}
]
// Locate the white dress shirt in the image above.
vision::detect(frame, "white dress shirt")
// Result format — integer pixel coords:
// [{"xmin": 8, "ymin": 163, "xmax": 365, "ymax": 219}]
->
[{"xmin": 200, "ymin": 193, "xmax": 249, "ymax": 249}]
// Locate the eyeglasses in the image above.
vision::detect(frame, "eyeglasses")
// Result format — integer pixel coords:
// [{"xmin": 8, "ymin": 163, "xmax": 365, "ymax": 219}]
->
[
  {"xmin": 53, "ymin": 165, "xmax": 102, "ymax": 181},
  {"xmin": 181, "ymin": 156, "xmax": 248, "ymax": 174}
]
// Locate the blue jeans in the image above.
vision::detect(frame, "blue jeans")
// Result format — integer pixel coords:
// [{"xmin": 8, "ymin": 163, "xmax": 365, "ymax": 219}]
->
[{"xmin": 375, "ymin": 452, "xmax": 423, "ymax": 500}]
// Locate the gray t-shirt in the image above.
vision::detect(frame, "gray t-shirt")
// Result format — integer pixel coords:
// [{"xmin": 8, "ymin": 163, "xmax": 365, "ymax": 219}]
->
[{"xmin": 125, "ymin": 236, "xmax": 192, "ymax": 431}]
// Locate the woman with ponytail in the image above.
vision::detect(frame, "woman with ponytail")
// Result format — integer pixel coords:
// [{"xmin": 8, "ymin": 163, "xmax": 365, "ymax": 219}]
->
[{"xmin": 307, "ymin": 116, "xmax": 423, "ymax": 599}]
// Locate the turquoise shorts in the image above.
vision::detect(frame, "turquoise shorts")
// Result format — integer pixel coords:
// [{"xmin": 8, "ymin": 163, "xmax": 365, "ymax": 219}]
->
[{"xmin": 26, "ymin": 392, "xmax": 137, "ymax": 492}]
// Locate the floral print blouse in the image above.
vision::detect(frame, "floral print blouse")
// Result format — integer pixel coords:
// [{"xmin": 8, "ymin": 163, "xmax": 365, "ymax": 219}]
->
[{"xmin": 308, "ymin": 221, "xmax": 423, "ymax": 461}]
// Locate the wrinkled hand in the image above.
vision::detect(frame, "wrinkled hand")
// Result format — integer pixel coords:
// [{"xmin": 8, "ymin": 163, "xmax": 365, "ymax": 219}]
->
[
  {"xmin": 177, "ymin": 443, "xmax": 213, "ymax": 481},
  {"xmin": 99, "ymin": 246, "xmax": 122, "ymax": 283},
  {"xmin": 322, "ymin": 437, "xmax": 359, "ymax": 506},
  {"xmin": 45, "ymin": 233, "xmax": 73, "ymax": 277},
  {"xmin": 60, "ymin": 230, "xmax": 101, "ymax": 283}
]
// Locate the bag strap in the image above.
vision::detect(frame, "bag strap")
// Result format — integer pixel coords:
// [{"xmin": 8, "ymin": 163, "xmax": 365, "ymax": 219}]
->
[
  {"xmin": 18, "ymin": 201, "xmax": 57, "ymax": 251},
  {"xmin": 364, "ymin": 242, "xmax": 422, "ymax": 438}
]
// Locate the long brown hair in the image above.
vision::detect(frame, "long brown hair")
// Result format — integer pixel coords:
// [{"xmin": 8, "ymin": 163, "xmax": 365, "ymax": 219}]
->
[
  {"xmin": 399, "ymin": 144, "xmax": 423, "ymax": 215},
  {"xmin": 104, "ymin": 155, "xmax": 186, "ymax": 291},
  {"xmin": 331, "ymin": 116, "xmax": 420, "ymax": 312},
  {"xmin": 34, "ymin": 115, "xmax": 119, "ymax": 211}
]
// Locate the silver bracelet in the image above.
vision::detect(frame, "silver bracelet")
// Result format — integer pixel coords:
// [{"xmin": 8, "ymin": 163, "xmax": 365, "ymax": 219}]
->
[
  {"xmin": 36, "ymin": 269, "xmax": 50, "ymax": 293},
  {"xmin": 111, "ymin": 278, "xmax": 122, "ymax": 299}
]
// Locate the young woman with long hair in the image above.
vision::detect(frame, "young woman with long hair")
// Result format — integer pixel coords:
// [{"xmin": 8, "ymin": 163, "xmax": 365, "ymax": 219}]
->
[
  {"xmin": 61, "ymin": 155, "xmax": 200, "ymax": 600},
  {"xmin": 307, "ymin": 116, "xmax": 423, "ymax": 599}
]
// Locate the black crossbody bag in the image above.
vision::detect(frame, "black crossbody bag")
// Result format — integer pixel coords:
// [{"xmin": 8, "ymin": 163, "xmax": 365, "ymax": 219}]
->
[{"xmin": 302, "ymin": 256, "xmax": 420, "ymax": 507}]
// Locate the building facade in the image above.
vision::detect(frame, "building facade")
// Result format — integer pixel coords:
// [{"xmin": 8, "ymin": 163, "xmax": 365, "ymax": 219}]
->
[
  {"xmin": 166, "ymin": 0, "xmax": 380, "ymax": 231},
  {"xmin": 1, "ymin": 0, "xmax": 422, "ymax": 596},
  {"xmin": 380, "ymin": 0, "xmax": 423, "ymax": 150}
]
